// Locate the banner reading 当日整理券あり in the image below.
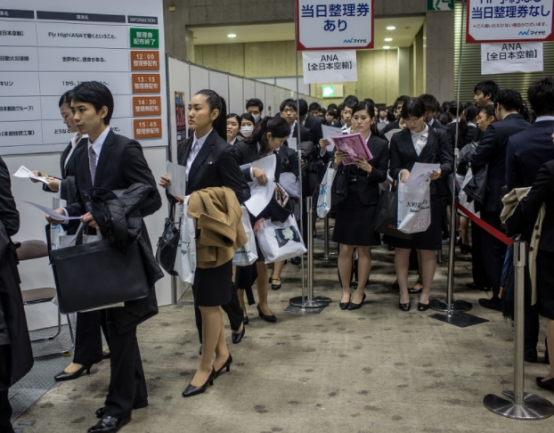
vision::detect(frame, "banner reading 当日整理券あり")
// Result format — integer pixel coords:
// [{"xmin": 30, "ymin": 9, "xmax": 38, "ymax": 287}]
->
[{"xmin": 467, "ymin": 0, "xmax": 554, "ymax": 44}]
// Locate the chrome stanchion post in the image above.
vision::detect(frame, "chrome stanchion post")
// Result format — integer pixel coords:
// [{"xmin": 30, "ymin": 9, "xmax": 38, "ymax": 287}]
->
[
  {"xmin": 483, "ymin": 241, "xmax": 554, "ymax": 419},
  {"xmin": 316, "ymin": 215, "xmax": 338, "ymax": 261}
]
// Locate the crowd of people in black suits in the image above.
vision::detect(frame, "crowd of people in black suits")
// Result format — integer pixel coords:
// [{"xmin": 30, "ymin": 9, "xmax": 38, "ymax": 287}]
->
[{"xmin": 2, "ymin": 76, "xmax": 554, "ymax": 433}]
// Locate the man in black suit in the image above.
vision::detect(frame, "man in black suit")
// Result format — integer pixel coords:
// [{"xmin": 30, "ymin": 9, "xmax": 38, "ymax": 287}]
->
[
  {"xmin": 246, "ymin": 98, "xmax": 263, "ymax": 124},
  {"xmin": 420, "ymin": 94, "xmax": 454, "ymax": 147},
  {"xmin": 474, "ymin": 80, "xmax": 499, "ymax": 109},
  {"xmin": 471, "ymin": 89, "xmax": 530, "ymax": 311},
  {"xmin": 280, "ymin": 98, "xmax": 314, "ymax": 144},
  {"xmin": 381, "ymin": 95, "xmax": 409, "ymax": 136},
  {"xmin": 0, "ymin": 157, "xmax": 33, "ymax": 433},
  {"xmin": 301, "ymin": 99, "xmax": 324, "ymax": 143},
  {"xmin": 48, "ymin": 81, "xmax": 162, "ymax": 433},
  {"xmin": 506, "ymin": 77, "xmax": 554, "ymax": 362}
]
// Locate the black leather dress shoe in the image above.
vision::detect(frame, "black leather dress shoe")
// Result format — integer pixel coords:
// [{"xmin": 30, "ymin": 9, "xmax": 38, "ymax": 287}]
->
[
  {"xmin": 96, "ymin": 401, "xmax": 148, "ymax": 419},
  {"xmin": 479, "ymin": 297, "xmax": 502, "ymax": 312},
  {"xmin": 525, "ymin": 348, "xmax": 538, "ymax": 363},
  {"xmin": 232, "ymin": 324, "xmax": 245, "ymax": 344},
  {"xmin": 408, "ymin": 287, "xmax": 423, "ymax": 295},
  {"xmin": 348, "ymin": 294, "xmax": 366, "ymax": 311},
  {"xmin": 88, "ymin": 415, "xmax": 130, "ymax": 433},
  {"xmin": 182, "ymin": 368, "xmax": 216, "ymax": 398},
  {"xmin": 417, "ymin": 302, "xmax": 430, "ymax": 312},
  {"xmin": 257, "ymin": 304, "xmax": 277, "ymax": 323},
  {"xmin": 215, "ymin": 354, "xmax": 233, "ymax": 379},
  {"xmin": 399, "ymin": 302, "xmax": 411, "ymax": 312},
  {"xmin": 339, "ymin": 294, "xmax": 351, "ymax": 311},
  {"xmin": 54, "ymin": 364, "xmax": 92, "ymax": 382},
  {"xmin": 536, "ymin": 377, "xmax": 554, "ymax": 391}
]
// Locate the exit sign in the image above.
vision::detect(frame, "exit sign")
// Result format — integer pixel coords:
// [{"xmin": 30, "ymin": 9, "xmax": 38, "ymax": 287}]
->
[
  {"xmin": 427, "ymin": 0, "xmax": 454, "ymax": 11},
  {"xmin": 322, "ymin": 85, "xmax": 335, "ymax": 98}
]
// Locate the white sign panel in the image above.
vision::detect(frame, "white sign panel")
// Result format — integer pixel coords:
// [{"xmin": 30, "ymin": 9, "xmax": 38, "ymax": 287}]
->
[
  {"xmin": 296, "ymin": 0, "xmax": 374, "ymax": 50},
  {"xmin": 302, "ymin": 50, "xmax": 357, "ymax": 83},
  {"xmin": 481, "ymin": 42, "xmax": 544, "ymax": 75},
  {"xmin": 467, "ymin": 0, "xmax": 554, "ymax": 43}
]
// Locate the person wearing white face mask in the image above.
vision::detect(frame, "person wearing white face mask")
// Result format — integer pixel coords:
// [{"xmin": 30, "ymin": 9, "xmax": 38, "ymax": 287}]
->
[
  {"xmin": 239, "ymin": 113, "xmax": 255, "ymax": 139},
  {"xmin": 246, "ymin": 98, "xmax": 263, "ymax": 124}
]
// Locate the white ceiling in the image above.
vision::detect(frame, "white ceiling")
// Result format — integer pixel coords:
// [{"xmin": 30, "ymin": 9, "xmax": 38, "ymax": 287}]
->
[{"xmin": 190, "ymin": 16, "xmax": 425, "ymax": 49}]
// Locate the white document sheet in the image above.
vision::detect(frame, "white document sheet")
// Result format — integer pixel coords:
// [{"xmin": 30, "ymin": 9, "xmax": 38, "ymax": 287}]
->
[
  {"xmin": 287, "ymin": 137, "xmax": 297, "ymax": 151},
  {"xmin": 166, "ymin": 160, "xmax": 187, "ymax": 199},
  {"xmin": 322, "ymin": 125, "xmax": 342, "ymax": 151},
  {"xmin": 23, "ymin": 201, "xmax": 81, "ymax": 220},
  {"xmin": 13, "ymin": 165, "xmax": 49, "ymax": 185},
  {"xmin": 406, "ymin": 163, "xmax": 440, "ymax": 185},
  {"xmin": 241, "ymin": 154, "xmax": 276, "ymax": 217}
]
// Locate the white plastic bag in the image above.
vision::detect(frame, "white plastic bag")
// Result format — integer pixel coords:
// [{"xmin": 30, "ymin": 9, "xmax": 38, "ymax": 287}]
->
[
  {"xmin": 256, "ymin": 215, "xmax": 307, "ymax": 264},
  {"xmin": 176, "ymin": 196, "xmax": 196, "ymax": 285},
  {"xmin": 233, "ymin": 206, "xmax": 258, "ymax": 267},
  {"xmin": 397, "ymin": 179, "xmax": 431, "ymax": 234},
  {"xmin": 316, "ymin": 163, "xmax": 336, "ymax": 218},
  {"xmin": 458, "ymin": 169, "xmax": 478, "ymax": 216}
]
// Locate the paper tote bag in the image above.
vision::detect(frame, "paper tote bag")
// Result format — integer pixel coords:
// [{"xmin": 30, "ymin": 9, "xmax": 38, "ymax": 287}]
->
[
  {"xmin": 233, "ymin": 206, "xmax": 258, "ymax": 267},
  {"xmin": 316, "ymin": 163, "xmax": 336, "ymax": 218},
  {"xmin": 256, "ymin": 215, "xmax": 307, "ymax": 264},
  {"xmin": 49, "ymin": 230, "xmax": 150, "ymax": 314},
  {"xmin": 397, "ymin": 180, "xmax": 431, "ymax": 234}
]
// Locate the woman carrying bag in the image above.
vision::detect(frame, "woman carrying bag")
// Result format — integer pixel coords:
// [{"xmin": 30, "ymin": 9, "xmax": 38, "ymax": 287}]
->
[
  {"xmin": 389, "ymin": 97, "xmax": 453, "ymax": 312},
  {"xmin": 160, "ymin": 89, "xmax": 249, "ymax": 397},
  {"xmin": 331, "ymin": 101, "xmax": 389, "ymax": 311}
]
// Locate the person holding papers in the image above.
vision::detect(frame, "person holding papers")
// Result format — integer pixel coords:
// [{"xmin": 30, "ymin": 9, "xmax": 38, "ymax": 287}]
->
[
  {"xmin": 389, "ymin": 98, "xmax": 453, "ymax": 312},
  {"xmin": 233, "ymin": 116, "xmax": 291, "ymax": 322},
  {"xmin": 331, "ymin": 101, "xmax": 389, "ymax": 311}
]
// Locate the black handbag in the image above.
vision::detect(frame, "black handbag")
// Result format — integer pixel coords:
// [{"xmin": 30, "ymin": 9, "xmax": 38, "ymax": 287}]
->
[
  {"xmin": 49, "ymin": 224, "xmax": 150, "ymax": 314},
  {"xmin": 373, "ymin": 186, "xmax": 413, "ymax": 240},
  {"xmin": 463, "ymin": 163, "xmax": 488, "ymax": 211},
  {"xmin": 155, "ymin": 206, "xmax": 180, "ymax": 276}
]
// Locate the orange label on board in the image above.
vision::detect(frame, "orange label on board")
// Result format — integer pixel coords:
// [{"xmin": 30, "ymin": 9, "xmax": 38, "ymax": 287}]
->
[
  {"xmin": 132, "ymin": 74, "xmax": 161, "ymax": 93},
  {"xmin": 130, "ymin": 51, "xmax": 160, "ymax": 70},
  {"xmin": 133, "ymin": 96, "xmax": 162, "ymax": 116},
  {"xmin": 134, "ymin": 118, "xmax": 162, "ymax": 139}
]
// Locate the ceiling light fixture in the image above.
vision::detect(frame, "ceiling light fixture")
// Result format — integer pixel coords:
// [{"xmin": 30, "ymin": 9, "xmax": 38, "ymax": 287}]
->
[
  {"xmin": 386, "ymin": 26, "xmax": 396, "ymax": 31},
  {"xmin": 227, "ymin": 33, "xmax": 237, "ymax": 38},
  {"xmin": 384, "ymin": 38, "xmax": 393, "ymax": 42},
  {"xmin": 383, "ymin": 46, "xmax": 391, "ymax": 50}
]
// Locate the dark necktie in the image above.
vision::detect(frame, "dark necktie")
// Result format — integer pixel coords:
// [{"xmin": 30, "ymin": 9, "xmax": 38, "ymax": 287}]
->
[{"xmin": 89, "ymin": 146, "xmax": 97, "ymax": 185}]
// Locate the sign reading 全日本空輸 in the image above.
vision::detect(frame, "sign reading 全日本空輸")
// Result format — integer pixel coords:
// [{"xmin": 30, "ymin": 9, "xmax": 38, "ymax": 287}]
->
[
  {"xmin": 296, "ymin": 0, "xmax": 374, "ymax": 51},
  {"xmin": 466, "ymin": 0, "xmax": 554, "ymax": 44},
  {"xmin": 481, "ymin": 42, "xmax": 544, "ymax": 74}
]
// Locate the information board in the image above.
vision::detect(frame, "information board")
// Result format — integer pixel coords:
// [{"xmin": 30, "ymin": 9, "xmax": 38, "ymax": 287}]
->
[{"xmin": 0, "ymin": 0, "xmax": 167, "ymax": 155}]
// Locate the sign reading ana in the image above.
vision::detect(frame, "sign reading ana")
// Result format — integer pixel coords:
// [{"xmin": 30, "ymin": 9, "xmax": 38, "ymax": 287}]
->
[
  {"xmin": 481, "ymin": 42, "xmax": 543, "ymax": 74},
  {"xmin": 302, "ymin": 50, "xmax": 357, "ymax": 83},
  {"xmin": 296, "ymin": 0, "xmax": 374, "ymax": 50},
  {"xmin": 467, "ymin": 0, "xmax": 554, "ymax": 43}
]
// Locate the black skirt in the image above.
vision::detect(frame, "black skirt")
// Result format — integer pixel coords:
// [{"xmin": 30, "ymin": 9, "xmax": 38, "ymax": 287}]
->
[
  {"xmin": 537, "ymin": 250, "xmax": 554, "ymax": 320},
  {"xmin": 387, "ymin": 193, "xmax": 443, "ymax": 251},
  {"xmin": 193, "ymin": 259, "xmax": 233, "ymax": 307},
  {"xmin": 332, "ymin": 183, "xmax": 381, "ymax": 247}
]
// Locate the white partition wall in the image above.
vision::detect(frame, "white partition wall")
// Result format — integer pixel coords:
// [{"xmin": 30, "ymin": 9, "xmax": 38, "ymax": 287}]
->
[
  {"xmin": 243, "ymin": 79, "xmax": 256, "ymax": 102},
  {"xmin": 190, "ymin": 64, "xmax": 210, "ymax": 96},
  {"xmin": 229, "ymin": 76, "xmax": 244, "ymax": 115},
  {"xmin": 255, "ymin": 81, "xmax": 265, "ymax": 101},
  {"xmin": 264, "ymin": 84, "xmax": 275, "ymax": 117},
  {"xmin": 209, "ymin": 70, "xmax": 230, "ymax": 106}
]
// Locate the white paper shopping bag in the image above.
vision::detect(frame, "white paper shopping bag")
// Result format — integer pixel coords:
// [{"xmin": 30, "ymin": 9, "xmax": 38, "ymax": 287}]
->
[
  {"xmin": 233, "ymin": 206, "xmax": 258, "ymax": 267},
  {"xmin": 397, "ymin": 179, "xmax": 431, "ymax": 234},
  {"xmin": 256, "ymin": 215, "xmax": 307, "ymax": 264}
]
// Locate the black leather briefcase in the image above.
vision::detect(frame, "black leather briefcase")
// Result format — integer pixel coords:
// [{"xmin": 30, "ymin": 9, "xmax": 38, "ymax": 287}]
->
[{"xmin": 49, "ymin": 225, "xmax": 150, "ymax": 314}]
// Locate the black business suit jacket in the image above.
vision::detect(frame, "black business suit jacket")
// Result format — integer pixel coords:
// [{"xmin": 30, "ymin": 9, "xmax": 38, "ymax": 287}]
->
[
  {"xmin": 447, "ymin": 123, "xmax": 478, "ymax": 149},
  {"xmin": 0, "ymin": 157, "xmax": 19, "ymax": 238},
  {"xmin": 390, "ymin": 127, "xmax": 453, "ymax": 196},
  {"xmin": 381, "ymin": 120, "xmax": 400, "ymax": 136},
  {"xmin": 65, "ymin": 130, "xmax": 162, "ymax": 332},
  {"xmin": 292, "ymin": 123, "xmax": 314, "ymax": 144},
  {"xmin": 333, "ymin": 134, "xmax": 390, "ymax": 206},
  {"xmin": 233, "ymin": 140, "xmax": 282, "ymax": 183},
  {"xmin": 506, "ymin": 120, "xmax": 554, "ymax": 190},
  {"xmin": 304, "ymin": 115, "xmax": 324, "ymax": 143},
  {"xmin": 431, "ymin": 120, "xmax": 454, "ymax": 148},
  {"xmin": 470, "ymin": 113, "xmax": 530, "ymax": 212},
  {"xmin": 277, "ymin": 145, "xmax": 300, "ymax": 177}
]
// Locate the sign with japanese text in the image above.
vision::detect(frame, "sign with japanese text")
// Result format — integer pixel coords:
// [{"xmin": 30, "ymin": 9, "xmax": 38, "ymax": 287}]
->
[
  {"xmin": 302, "ymin": 50, "xmax": 357, "ymax": 83},
  {"xmin": 481, "ymin": 42, "xmax": 543, "ymax": 74},
  {"xmin": 467, "ymin": 0, "xmax": 554, "ymax": 43},
  {"xmin": 296, "ymin": 0, "xmax": 374, "ymax": 50},
  {"xmin": 0, "ymin": 0, "xmax": 166, "ymax": 155}
]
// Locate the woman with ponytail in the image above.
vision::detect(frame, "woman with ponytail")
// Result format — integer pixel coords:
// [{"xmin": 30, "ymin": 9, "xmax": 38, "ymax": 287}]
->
[{"xmin": 160, "ymin": 89, "xmax": 249, "ymax": 397}]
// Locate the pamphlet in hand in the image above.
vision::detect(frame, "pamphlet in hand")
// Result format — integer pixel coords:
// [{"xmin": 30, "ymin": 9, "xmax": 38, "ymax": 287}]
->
[
  {"xmin": 166, "ymin": 161, "xmax": 187, "ymax": 199},
  {"xmin": 332, "ymin": 132, "xmax": 373, "ymax": 165},
  {"xmin": 13, "ymin": 165, "xmax": 50, "ymax": 185}
]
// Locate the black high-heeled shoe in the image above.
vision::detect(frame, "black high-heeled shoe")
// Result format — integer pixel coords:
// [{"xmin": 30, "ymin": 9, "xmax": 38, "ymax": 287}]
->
[
  {"xmin": 232, "ymin": 323, "xmax": 245, "ymax": 344},
  {"xmin": 339, "ymin": 293, "xmax": 351, "ymax": 310},
  {"xmin": 535, "ymin": 377, "xmax": 554, "ymax": 391},
  {"xmin": 243, "ymin": 315, "xmax": 249, "ymax": 325},
  {"xmin": 270, "ymin": 278, "xmax": 282, "ymax": 291},
  {"xmin": 399, "ymin": 302, "xmax": 411, "ymax": 312},
  {"xmin": 348, "ymin": 294, "xmax": 366, "ymax": 310},
  {"xmin": 417, "ymin": 302, "xmax": 430, "ymax": 312},
  {"xmin": 54, "ymin": 364, "xmax": 92, "ymax": 382},
  {"xmin": 257, "ymin": 304, "xmax": 277, "ymax": 323},
  {"xmin": 215, "ymin": 354, "xmax": 233, "ymax": 379},
  {"xmin": 182, "ymin": 367, "xmax": 216, "ymax": 398},
  {"xmin": 460, "ymin": 244, "xmax": 472, "ymax": 254}
]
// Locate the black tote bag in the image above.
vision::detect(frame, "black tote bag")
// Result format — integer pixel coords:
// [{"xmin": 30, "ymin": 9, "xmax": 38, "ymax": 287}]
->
[
  {"xmin": 155, "ymin": 205, "xmax": 180, "ymax": 276},
  {"xmin": 373, "ymin": 187, "xmax": 413, "ymax": 240},
  {"xmin": 49, "ymin": 225, "xmax": 150, "ymax": 314}
]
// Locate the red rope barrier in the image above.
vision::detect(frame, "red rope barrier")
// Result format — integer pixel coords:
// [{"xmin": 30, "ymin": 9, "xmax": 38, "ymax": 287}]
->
[{"xmin": 455, "ymin": 201, "xmax": 513, "ymax": 247}]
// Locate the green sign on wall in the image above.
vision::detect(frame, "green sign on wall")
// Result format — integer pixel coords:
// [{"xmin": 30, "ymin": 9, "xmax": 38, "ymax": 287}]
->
[
  {"xmin": 427, "ymin": 0, "xmax": 454, "ymax": 11},
  {"xmin": 130, "ymin": 28, "xmax": 159, "ymax": 48},
  {"xmin": 322, "ymin": 85, "xmax": 335, "ymax": 98}
]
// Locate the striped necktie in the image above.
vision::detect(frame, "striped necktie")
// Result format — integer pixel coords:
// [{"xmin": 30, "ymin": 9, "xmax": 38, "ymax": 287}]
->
[{"xmin": 89, "ymin": 146, "xmax": 97, "ymax": 185}]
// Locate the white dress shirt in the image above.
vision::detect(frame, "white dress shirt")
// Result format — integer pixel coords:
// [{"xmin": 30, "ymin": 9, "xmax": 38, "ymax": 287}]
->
[
  {"xmin": 64, "ymin": 133, "xmax": 88, "ymax": 169},
  {"xmin": 535, "ymin": 116, "xmax": 554, "ymax": 122},
  {"xmin": 87, "ymin": 126, "xmax": 111, "ymax": 167},
  {"xmin": 411, "ymin": 125, "xmax": 429, "ymax": 156},
  {"xmin": 186, "ymin": 129, "xmax": 212, "ymax": 179}
]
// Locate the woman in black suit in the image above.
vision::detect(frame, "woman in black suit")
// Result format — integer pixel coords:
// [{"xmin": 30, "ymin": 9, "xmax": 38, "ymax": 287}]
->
[
  {"xmin": 31, "ymin": 91, "xmax": 108, "ymax": 382},
  {"xmin": 332, "ymin": 101, "xmax": 389, "ymax": 310},
  {"xmin": 233, "ymin": 116, "xmax": 291, "ymax": 322},
  {"xmin": 510, "ymin": 160, "xmax": 554, "ymax": 391},
  {"xmin": 160, "ymin": 89, "xmax": 248, "ymax": 397},
  {"xmin": 389, "ymin": 97, "xmax": 453, "ymax": 312}
]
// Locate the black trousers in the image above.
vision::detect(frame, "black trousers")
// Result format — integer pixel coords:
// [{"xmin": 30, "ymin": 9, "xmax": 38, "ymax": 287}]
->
[
  {"xmin": 73, "ymin": 310, "xmax": 108, "ymax": 366},
  {"xmin": 525, "ymin": 303, "xmax": 540, "ymax": 352},
  {"xmin": 194, "ymin": 283, "xmax": 243, "ymax": 342},
  {"xmin": 471, "ymin": 223, "xmax": 490, "ymax": 288},
  {"xmin": 103, "ymin": 314, "xmax": 147, "ymax": 418},
  {"xmin": 0, "ymin": 345, "xmax": 13, "ymax": 433},
  {"xmin": 480, "ymin": 211, "xmax": 506, "ymax": 298}
]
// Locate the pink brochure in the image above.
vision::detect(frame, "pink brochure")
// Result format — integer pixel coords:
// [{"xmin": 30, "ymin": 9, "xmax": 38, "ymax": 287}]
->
[{"xmin": 332, "ymin": 132, "xmax": 373, "ymax": 166}]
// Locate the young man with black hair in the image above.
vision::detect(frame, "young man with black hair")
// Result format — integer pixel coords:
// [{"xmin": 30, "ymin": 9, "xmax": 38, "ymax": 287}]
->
[
  {"xmin": 471, "ymin": 89, "xmax": 530, "ymax": 312},
  {"xmin": 309, "ymin": 102, "xmax": 322, "ymax": 117},
  {"xmin": 47, "ymin": 81, "xmax": 162, "ymax": 433},
  {"xmin": 506, "ymin": 77, "xmax": 554, "ymax": 363},
  {"xmin": 378, "ymin": 106, "xmax": 389, "ymax": 124},
  {"xmin": 381, "ymin": 95, "xmax": 410, "ymax": 135},
  {"xmin": 246, "ymin": 98, "xmax": 263, "ymax": 123},
  {"xmin": 279, "ymin": 98, "xmax": 313, "ymax": 143},
  {"xmin": 419, "ymin": 93, "xmax": 454, "ymax": 147},
  {"xmin": 474, "ymin": 80, "xmax": 499, "ymax": 108}
]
